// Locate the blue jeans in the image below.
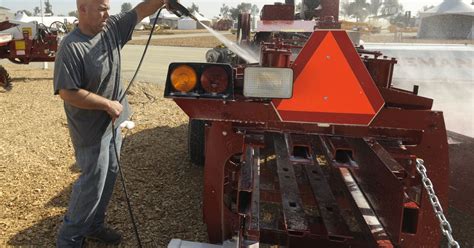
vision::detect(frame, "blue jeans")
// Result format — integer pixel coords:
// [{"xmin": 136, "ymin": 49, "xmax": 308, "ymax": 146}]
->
[{"xmin": 57, "ymin": 128, "xmax": 122, "ymax": 247}]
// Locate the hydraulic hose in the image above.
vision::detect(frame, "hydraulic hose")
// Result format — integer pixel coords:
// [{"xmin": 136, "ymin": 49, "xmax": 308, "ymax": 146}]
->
[{"xmin": 111, "ymin": 6, "xmax": 164, "ymax": 248}]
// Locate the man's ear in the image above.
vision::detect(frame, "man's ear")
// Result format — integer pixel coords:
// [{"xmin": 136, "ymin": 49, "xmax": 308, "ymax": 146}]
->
[{"xmin": 78, "ymin": 4, "xmax": 87, "ymax": 14}]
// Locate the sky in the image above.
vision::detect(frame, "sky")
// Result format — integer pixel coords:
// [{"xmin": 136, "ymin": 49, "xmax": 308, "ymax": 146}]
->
[{"xmin": 0, "ymin": 0, "xmax": 472, "ymax": 19}]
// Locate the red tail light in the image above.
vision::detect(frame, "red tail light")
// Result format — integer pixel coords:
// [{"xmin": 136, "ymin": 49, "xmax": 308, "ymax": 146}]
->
[{"xmin": 201, "ymin": 66, "xmax": 229, "ymax": 94}]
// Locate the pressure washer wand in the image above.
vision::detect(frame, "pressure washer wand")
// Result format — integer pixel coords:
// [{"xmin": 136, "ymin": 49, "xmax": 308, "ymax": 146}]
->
[{"xmin": 167, "ymin": 0, "xmax": 199, "ymax": 21}]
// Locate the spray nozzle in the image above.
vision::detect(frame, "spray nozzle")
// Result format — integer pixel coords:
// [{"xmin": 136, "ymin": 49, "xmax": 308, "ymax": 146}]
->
[{"xmin": 167, "ymin": 0, "xmax": 199, "ymax": 21}]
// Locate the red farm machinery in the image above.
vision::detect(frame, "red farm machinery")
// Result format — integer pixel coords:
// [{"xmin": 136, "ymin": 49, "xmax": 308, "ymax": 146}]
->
[
  {"xmin": 164, "ymin": 0, "xmax": 469, "ymax": 247},
  {"xmin": 0, "ymin": 19, "xmax": 63, "ymax": 89}
]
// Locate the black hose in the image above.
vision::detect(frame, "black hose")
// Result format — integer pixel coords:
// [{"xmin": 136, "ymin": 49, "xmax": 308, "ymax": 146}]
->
[
  {"xmin": 112, "ymin": 128, "xmax": 142, "ymax": 247},
  {"xmin": 119, "ymin": 6, "xmax": 164, "ymax": 103},
  {"xmin": 111, "ymin": 6, "xmax": 165, "ymax": 248}
]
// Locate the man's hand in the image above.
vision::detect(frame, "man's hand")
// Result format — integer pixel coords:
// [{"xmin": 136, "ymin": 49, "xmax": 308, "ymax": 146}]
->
[
  {"xmin": 134, "ymin": 0, "xmax": 166, "ymax": 23},
  {"xmin": 106, "ymin": 100, "xmax": 123, "ymax": 121},
  {"xmin": 59, "ymin": 89, "xmax": 123, "ymax": 121}
]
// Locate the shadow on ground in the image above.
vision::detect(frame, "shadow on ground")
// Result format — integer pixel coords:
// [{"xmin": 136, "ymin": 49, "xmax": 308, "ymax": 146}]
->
[
  {"xmin": 7, "ymin": 163, "xmax": 77, "ymax": 246},
  {"xmin": 444, "ymin": 132, "xmax": 474, "ymax": 247}
]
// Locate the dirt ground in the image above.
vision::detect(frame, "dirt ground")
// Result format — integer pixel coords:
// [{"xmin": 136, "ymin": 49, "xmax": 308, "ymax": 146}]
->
[{"xmin": 0, "ymin": 64, "xmax": 208, "ymax": 247}]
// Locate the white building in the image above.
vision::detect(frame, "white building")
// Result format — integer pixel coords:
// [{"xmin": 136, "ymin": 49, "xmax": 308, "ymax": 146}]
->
[
  {"xmin": 14, "ymin": 12, "xmax": 77, "ymax": 27},
  {"xmin": 418, "ymin": 0, "xmax": 474, "ymax": 39},
  {"xmin": 191, "ymin": 11, "xmax": 212, "ymax": 29},
  {"xmin": 150, "ymin": 9, "xmax": 179, "ymax": 29},
  {"xmin": 177, "ymin": 17, "xmax": 196, "ymax": 30},
  {"xmin": 0, "ymin": 6, "xmax": 14, "ymax": 21}
]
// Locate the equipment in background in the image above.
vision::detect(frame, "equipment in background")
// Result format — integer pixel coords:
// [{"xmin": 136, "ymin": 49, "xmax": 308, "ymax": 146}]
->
[
  {"xmin": 163, "ymin": 0, "xmax": 458, "ymax": 247},
  {"xmin": 0, "ymin": 20, "xmax": 64, "ymax": 89}
]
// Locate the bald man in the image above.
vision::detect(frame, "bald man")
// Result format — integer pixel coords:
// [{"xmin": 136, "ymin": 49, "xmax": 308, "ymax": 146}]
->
[{"xmin": 54, "ymin": 0, "xmax": 167, "ymax": 247}]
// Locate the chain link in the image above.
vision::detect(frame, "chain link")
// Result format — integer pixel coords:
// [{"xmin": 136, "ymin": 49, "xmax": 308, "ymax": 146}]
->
[{"xmin": 416, "ymin": 158, "xmax": 460, "ymax": 248}]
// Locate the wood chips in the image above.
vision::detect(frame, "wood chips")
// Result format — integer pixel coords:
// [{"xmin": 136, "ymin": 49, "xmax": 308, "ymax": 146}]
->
[{"xmin": 0, "ymin": 64, "xmax": 207, "ymax": 247}]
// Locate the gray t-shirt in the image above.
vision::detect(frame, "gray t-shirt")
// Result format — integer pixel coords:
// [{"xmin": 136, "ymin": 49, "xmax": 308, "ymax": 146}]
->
[{"xmin": 54, "ymin": 10, "xmax": 137, "ymax": 147}]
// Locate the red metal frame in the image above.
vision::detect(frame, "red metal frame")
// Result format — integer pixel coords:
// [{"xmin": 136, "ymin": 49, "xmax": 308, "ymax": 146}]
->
[
  {"xmin": 176, "ymin": 99, "xmax": 448, "ymax": 247},
  {"xmin": 168, "ymin": 2, "xmax": 449, "ymax": 247},
  {"xmin": 203, "ymin": 122, "xmax": 244, "ymax": 242}
]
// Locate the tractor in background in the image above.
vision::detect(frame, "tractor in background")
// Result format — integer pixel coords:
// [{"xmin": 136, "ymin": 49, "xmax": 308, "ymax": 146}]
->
[{"xmin": 0, "ymin": 20, "xmax": 64, "ymax": 89}]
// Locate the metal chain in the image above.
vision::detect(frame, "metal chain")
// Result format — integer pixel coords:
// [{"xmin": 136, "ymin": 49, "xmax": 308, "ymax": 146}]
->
[{"xmin": 415, "ymin": 158, "xmax": 460, "ymax": 248}]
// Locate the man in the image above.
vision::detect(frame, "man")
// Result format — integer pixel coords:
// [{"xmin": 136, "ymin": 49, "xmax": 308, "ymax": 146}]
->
[{"xmin": 54, "ymin": 0, "xmax": 168, "ymax": 247}]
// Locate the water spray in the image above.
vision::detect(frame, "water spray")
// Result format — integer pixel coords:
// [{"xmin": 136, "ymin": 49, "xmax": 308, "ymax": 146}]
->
[{"xmin": 167, "ymin": 0, "xmax": 259, "ymax": 63}]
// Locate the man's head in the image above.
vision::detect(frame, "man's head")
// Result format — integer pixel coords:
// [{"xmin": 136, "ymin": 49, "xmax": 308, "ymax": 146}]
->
[{"xmin": 76, "ymin": 0, "xmax": 110, "ymax": 36}]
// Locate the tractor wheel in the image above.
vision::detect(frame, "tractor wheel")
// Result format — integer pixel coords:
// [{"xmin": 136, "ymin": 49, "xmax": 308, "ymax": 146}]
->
[
  {"xmin": 188, "ymin": 119, "xmax": 206, "ymax": 166},
  {"xmin": 0, "ymin": 65, "xmax": 12, "ymax": 90}
]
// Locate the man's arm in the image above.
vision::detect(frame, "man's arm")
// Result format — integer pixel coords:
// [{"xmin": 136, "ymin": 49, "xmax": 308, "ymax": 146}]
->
[
  {"xmin": 59, "ymin": 89, "xmax": 123, "ymax": 119},
  {"xmin": 134, "ymin": 0, "xmax": 166, "ymax": 23}
]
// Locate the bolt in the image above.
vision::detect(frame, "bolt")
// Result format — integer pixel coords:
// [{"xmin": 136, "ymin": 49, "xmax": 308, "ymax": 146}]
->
[
  {"xmin": 326, "ymin": 55, "xmax": 331, "ymax": 60},
  {"xmin": 323, "ymin": 96, "xmax": 328, "ymax": 101},
  {"xmin": 222, "ymin": 131, "xmax": 228, "ymax": 136}
]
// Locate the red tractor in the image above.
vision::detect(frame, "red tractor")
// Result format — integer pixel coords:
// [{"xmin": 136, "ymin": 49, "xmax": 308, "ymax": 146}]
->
[
  {"xmin": 164, "ymin": 0, "xmax": 464, "ymax": 247},
  {"xmin": 0, "ymin": 20, "xmax": 63, "ymax": 89}
]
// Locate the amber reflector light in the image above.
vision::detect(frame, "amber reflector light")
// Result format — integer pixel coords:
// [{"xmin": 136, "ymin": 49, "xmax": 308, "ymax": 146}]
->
[{"xmin": 171, "ymin": 65, "xmax": 197, "ymax": 92}]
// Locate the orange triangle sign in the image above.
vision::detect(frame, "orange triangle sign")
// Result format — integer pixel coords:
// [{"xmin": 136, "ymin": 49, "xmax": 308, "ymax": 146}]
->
[{"xmin": 273, "ymin": 30, "xmax": 384, "ymax": 125}]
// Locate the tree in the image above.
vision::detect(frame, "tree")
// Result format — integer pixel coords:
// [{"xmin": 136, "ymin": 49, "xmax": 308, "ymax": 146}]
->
[
  {"xmin": 68, "ymin": 10, "xmax": 78, "ymax": 17},
  {"xmin": 380, "ymin": 0, "xmax": 403, "ymax": 16},
  {"xmin": 34, "ymin": 7, "xmax": 41, "ymax": 16},
  {"xmin": 229, "ymin": 3, "xmax": 252, "ymax": 20},
  {"xmin": 301, "ymin": 0, "xmax": 321, "ymax": 19},
  {"xmin": 250, "ymin": 4, "xmax": 259, "ymax": 16},
  {"xmin": 341, "ymin": 2, "xmax": 351, "ymax": 18},
  {"xmin": 421, "ymin": 5, "xmax": 435, "ymax": 12},
  {"xmin": 295, "ymin": 2, "xmax": 302, "ymax": 13},
  {"xmin": 220, "ymin": 4, "xmax": 230, "ymax": 19},
  {"xmin": 344, "ymin": 0, "xmax": 370, "ymax": 22},
  {"xmin": 121, "ymin": 2, "xmax": 133, "ymax": 13},
  {"xmin": 369, "ymin": 0, "xmax": 383, "ymax": 16},
  {"xmin": 44, "ymin": 0, "xmax": 53, "ymax": 15},
  {"xmin": 187, "ymin": 2, "xmax": 199, "ymax": 14},
  {"xmin": 16, "ymin": 10, "xmax": 32, "ymax": 16}
]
